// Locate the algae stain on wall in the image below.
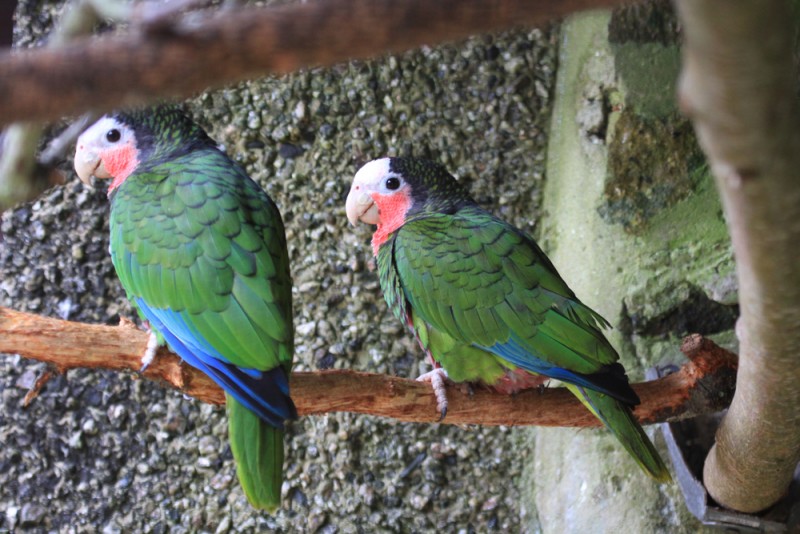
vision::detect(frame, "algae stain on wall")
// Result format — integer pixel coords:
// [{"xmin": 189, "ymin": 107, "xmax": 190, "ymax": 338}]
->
[{"xmin": 600, "ymin": 112, "xmax": 705, "ymax": 233}]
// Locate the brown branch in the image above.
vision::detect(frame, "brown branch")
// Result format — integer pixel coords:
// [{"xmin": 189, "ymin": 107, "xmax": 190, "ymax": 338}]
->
[
  {"xmin": 675, "ymin": 0, "xmax": 800, "ymax": 513},
  {"xmin": 0, "ymin": 306, "xmax": 737, "ymax": 426},
  {"xmin": 22, "ymin": 367, "xmax": 56, "ymax": 407},
  {"xmin": 0, "ymin": 0, "xmax": 625, "ymax": 127}
]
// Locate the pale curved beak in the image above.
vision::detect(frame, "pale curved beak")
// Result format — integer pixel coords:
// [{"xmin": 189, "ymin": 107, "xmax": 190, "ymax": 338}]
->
[
  {"xmin": 345, "ymin": 186, "xmax": 380, "ymax": 226},
  {"xmin": 73, "ymin": 144, "xmax": 111, "ymax": 186}
]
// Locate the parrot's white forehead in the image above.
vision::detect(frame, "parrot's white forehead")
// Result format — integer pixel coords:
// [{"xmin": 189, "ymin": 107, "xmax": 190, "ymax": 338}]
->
[
  {"xmin": 353, "ymin": 158, "xmax": 394, "ymax": 186},
  {"xmin": 77, "ymin": 116, "xmax": 125, "ymax": 145}
]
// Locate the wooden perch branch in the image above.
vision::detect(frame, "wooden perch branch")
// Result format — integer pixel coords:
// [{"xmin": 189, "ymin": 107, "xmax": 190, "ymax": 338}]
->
[
  {"xmin": 675, "ymin": 0, "xmax": 800, "ymax": 513},
  {"xmin": 0, "ymin": 306, "xmax": 737, "ymax": 426},
  {"xmin": 0, "ymin": 0, "xmax": 624, "ymax": 127}
]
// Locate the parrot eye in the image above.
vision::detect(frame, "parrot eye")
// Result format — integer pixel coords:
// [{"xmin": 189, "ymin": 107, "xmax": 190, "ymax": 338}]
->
[
  {"xmin": 106, "ymin": 129, "xmax": 121, "ymax": 143},
  {"xmin": 385, "ymin": 177, "xmax": 401, "ymax": 190}
]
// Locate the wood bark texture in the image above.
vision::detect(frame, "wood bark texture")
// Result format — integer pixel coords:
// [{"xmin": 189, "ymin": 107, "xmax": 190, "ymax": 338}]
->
[
  {"xmin": 0, "ymin": 306, "xmax": 737, "ymax": 426},
  {"xmin": 0, "ymin": 0, "xmax": 625, "ymax": 126},
  {"xmin": 675, "ymin": 0, "xmax": 800, "ymax": 513}
]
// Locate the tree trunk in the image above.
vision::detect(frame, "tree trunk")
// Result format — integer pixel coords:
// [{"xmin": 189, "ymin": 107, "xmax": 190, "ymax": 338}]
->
[{"xmin": 675, "ymin": 0, "xmax": 800, "ymax": 513}]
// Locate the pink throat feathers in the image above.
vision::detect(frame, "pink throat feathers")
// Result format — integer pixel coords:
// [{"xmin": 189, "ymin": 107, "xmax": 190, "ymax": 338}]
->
[{"xmin": 370, "ymin": 190, "xmax": 412, "ymax": 256}]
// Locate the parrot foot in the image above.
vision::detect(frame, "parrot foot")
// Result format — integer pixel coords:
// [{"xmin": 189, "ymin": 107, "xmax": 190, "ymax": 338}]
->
[
  {"xmin": 416, "ymin": 368, "xmax": 449, "ymax": 421},
  {"xmin": 140, "ymin": 332, "xmax": 159, "ymax": 372}
]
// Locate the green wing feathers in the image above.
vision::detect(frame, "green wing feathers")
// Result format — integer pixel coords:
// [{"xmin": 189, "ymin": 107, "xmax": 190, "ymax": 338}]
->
[
  {"xmin": 110, "ymin": 149, "xmax": 293, "ymax": 372},
  {"xmin": 393, "ymin": 207, "xmax": 619, "ymax": 374},
  {"xmin": 387, "ymin": 206, "xmax": 669, "ymax": 480},
  {"xmin": 110, "ymin": 144, "xmax": 294, "ymax": 509},
  {"xmin": 227, "ymin": 394, "xmax": 285, "ymax": 511}
]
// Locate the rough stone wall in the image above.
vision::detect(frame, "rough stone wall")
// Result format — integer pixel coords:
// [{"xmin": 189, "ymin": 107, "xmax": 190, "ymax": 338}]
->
[
  {"xmin": 521, "ymin": 7, "xmax": 734, "ymax": 533},
  {"xmin": 1, "ymin": 1, "xmax": 558, "ymax": 532}
]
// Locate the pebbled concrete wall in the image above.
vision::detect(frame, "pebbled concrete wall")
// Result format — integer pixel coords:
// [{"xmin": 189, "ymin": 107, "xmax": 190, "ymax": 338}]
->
[
  {"xmin": 2, "ymin": 1, "xmax": 558, "ymax": 532},
  {"xmin": 1, "ymin": 1, "xmax": 739, "ymax": 532}
]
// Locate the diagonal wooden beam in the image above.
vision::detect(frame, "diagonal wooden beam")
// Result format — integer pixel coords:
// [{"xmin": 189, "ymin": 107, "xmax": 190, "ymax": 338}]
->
[{"xmin": 0, "ymin": 0, "xmax": 625, "ymax": 126}]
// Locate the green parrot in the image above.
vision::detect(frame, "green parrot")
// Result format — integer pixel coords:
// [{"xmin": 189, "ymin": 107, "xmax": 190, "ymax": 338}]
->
[
  {"xmin": 74, "ymin": 107, "xmax": 296, "ymax": 510},
  {"xmin": 345, "ymin": 157, "xmax": 670, "ymax": 482}
]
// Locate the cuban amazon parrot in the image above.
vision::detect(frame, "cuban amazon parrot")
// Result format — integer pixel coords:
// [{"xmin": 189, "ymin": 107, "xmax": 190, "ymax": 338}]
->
[
  {"xmin": 345, "ymin": 157, "xmax": 670, "ymax": 482},
  {"xmin": 74, "ymin": 107, "xmax": 296, "ymax": 510}
]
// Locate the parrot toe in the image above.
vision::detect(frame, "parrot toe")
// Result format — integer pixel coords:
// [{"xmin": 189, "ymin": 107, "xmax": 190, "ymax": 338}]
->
[
  {"xmin": 140, "ymin": 332, "xmax": 159, "ymax": 372},
  {"xmin": 416, "ymin": 367, "xmax": 449, "ymax": 421}
]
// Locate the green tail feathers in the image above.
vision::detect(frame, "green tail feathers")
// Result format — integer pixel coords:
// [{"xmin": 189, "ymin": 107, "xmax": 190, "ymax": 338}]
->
[
  {"xmin": 227, "ymin": 394, "xmax": 285, "ymax": 512},
  {"xmin": 567, "ymin": 385, "xmax": 671, "ymax": 482}
]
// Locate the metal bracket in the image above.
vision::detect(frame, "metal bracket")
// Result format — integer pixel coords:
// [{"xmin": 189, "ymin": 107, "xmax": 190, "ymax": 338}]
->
[{"xmin": 646, "ymin": 365, "xmax": 800, "ymax": 532}]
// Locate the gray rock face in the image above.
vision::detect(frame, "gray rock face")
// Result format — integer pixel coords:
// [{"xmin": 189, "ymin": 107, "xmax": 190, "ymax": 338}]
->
[
  {"xmin": 525, "ymin": 8, "xmax": 734, "ymax": 533},
  {"xmin": 1, "ymin": 1, "xmax": 558, "ymax": 531}
]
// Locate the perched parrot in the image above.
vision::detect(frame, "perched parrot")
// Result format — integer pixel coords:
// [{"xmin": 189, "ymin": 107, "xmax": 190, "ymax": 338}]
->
[
  {"xmin": 345, "ymin": 157, "xmax": 670, "ymax": 482},
  {"xmin": 74, "ymin": 107, "xmax": 296, "ymax": 510}
]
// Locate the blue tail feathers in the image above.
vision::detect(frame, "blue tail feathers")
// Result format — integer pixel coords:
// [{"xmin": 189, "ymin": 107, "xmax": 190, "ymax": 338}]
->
[
  {"xmin": 135, "ymin": 298, "xmax": 297, "ymax": 428},
  {"xmin": 482, "ymin": 335, "xmax": 639, "ymax": 406}
]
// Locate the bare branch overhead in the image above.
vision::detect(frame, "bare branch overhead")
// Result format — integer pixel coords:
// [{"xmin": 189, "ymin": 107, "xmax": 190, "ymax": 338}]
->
[{"xmin": 0, "ymin": 0, "xmax": 624, "ymax": 126}]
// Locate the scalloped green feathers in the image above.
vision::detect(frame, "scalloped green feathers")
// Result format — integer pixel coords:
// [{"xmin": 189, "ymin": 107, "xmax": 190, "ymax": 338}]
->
[
  {"xmin": 104, "ymin": 108, "xmax": 295, "ymax": 510},
  {"xmin": 370, "ymin": 157, "xmax": 669, "ymax": 481},
  {"xmin": 111, "ymin": 149, "xmax": 293, "ymax": 373}
]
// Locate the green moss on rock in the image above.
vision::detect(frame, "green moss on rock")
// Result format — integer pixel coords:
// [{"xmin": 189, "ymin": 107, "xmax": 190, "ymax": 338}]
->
[
  {"xmin": 599, "ymin": 112, "xmax": 704, "ymax": 233},
  {"xmin": 608, "ymin": 0, "xmax": 681, "ymax": 46}
]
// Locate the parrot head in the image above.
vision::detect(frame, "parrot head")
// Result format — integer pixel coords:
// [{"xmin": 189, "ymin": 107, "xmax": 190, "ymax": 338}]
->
[
  {"xmin": 74, "ymin": 106, "xmax": 214, "ymax": 195},
  {"xmin": 346, "ymin": 157, "xmax": 472, "ymax": 224},
  {"xmin": 346, "ymin": 157, "xmax": 473, "ymax": 253}
]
